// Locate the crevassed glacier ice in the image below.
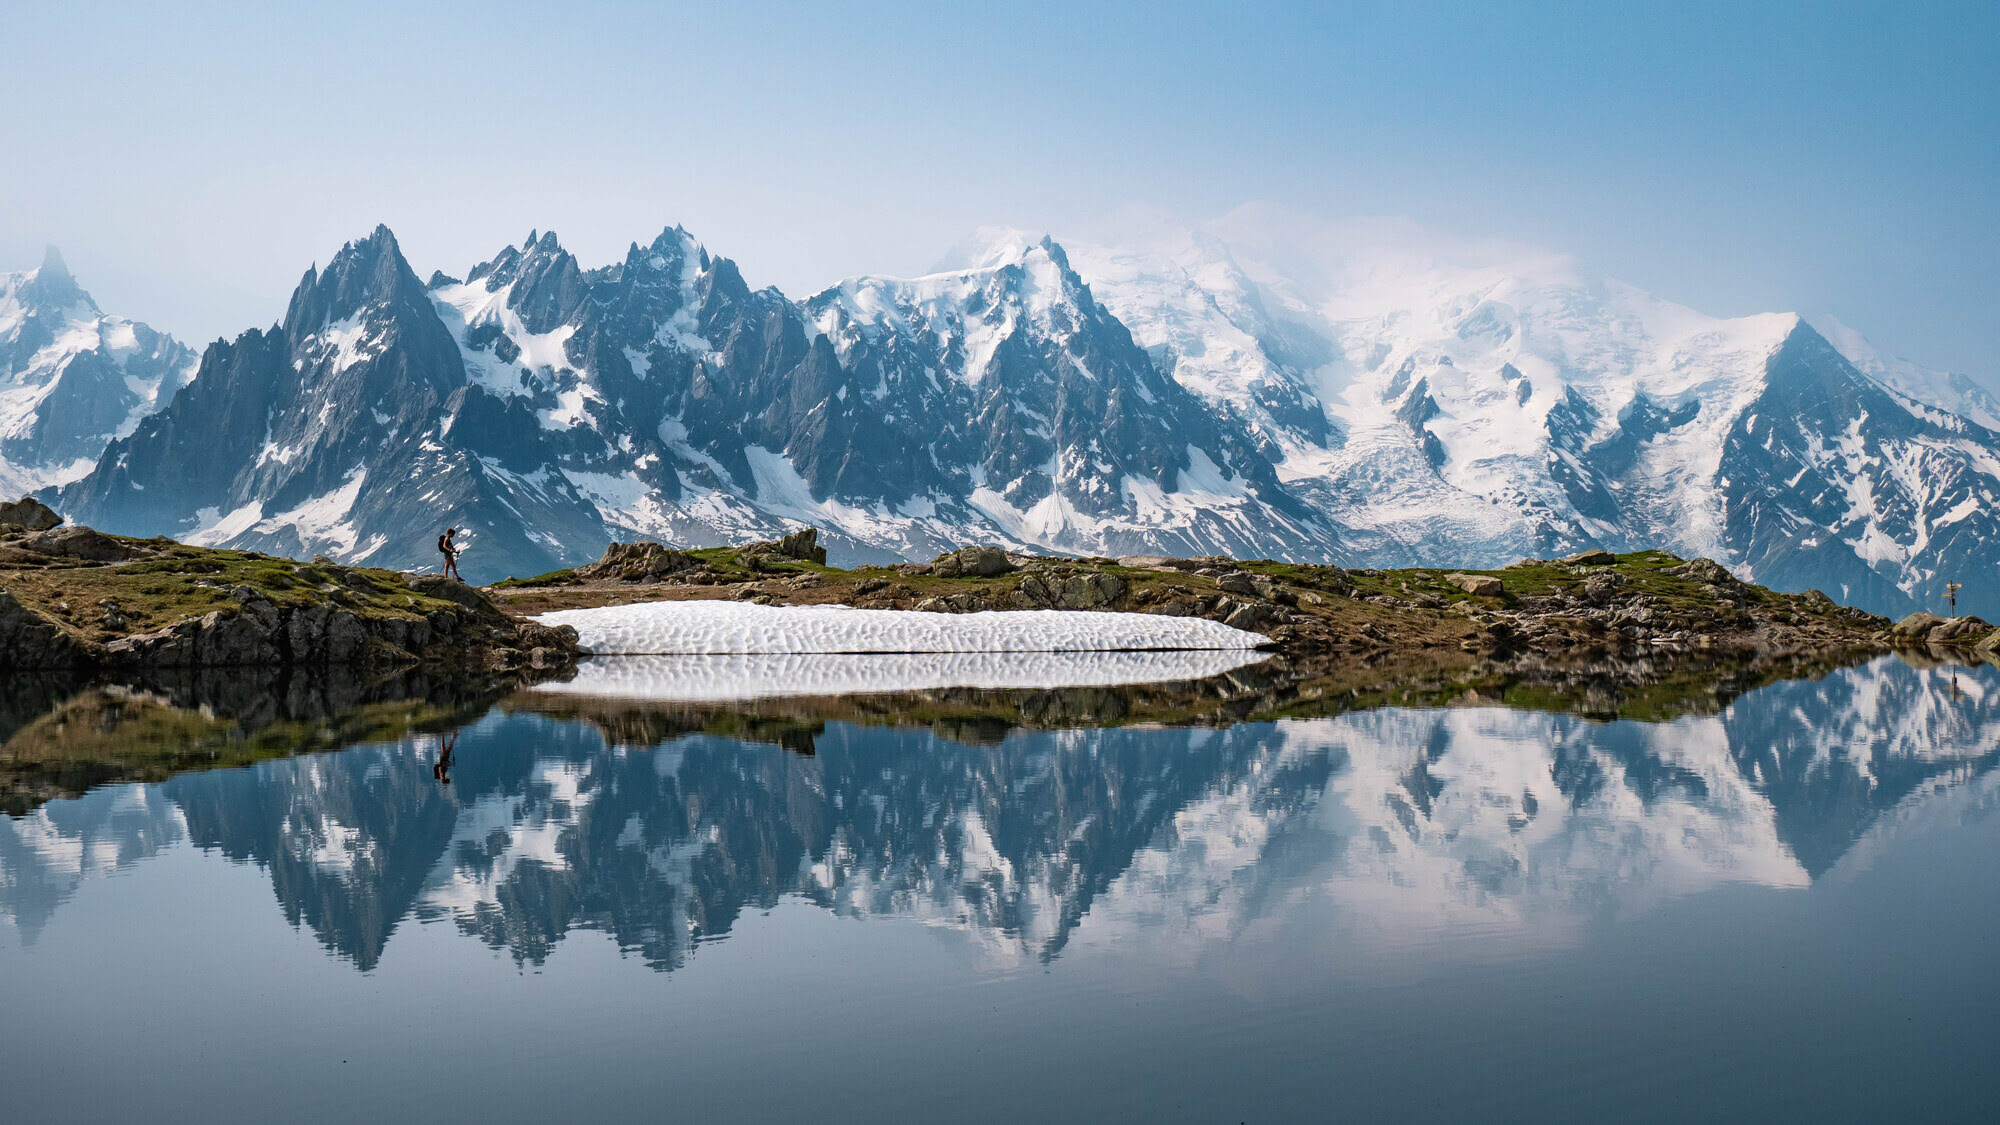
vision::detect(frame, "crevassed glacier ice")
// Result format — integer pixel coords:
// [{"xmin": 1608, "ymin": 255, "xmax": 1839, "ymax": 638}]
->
[
  {"xmin": 533, "ymin": 600, "xmax": 1270, "ymax": 655},
  {"xmin": 530, "ymin": 649, "xmax": 1270, "ymax": 702}
]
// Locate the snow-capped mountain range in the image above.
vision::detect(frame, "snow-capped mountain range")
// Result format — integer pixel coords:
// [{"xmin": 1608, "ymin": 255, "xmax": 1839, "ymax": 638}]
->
[{"xmin": 19, "ymin": 211, "xmax": 2000, "ymax": 615}]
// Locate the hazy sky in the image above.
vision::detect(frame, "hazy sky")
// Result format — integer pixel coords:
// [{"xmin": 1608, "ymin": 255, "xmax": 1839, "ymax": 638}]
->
[{"xmin": 5, "ymin": 1, "xmax": 1995, "ymax": 374}]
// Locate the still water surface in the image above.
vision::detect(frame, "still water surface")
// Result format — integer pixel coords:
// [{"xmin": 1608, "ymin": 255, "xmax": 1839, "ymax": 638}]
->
[{"xmin": 3, "ymin": 655, "xmax": 1998, "ymax": 1121}]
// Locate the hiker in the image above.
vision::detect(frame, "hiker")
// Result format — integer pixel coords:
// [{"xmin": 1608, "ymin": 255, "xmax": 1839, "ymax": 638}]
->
[{"xmin": 438, "ymin": 526, "xmax": 462, "ymax": 580}]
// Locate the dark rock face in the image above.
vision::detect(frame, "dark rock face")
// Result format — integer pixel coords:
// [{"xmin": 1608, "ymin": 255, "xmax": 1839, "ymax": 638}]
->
[
  {"xmin": 0, "ymin": 497, "xmax": 60, "ymax": 530},
  {"xmin": 88, "ymin": 590, "xmax": 579, "ymax": 672},
  {"xmin": 0, "ymin": 590, "xmax": 91, "ymax": 670}
]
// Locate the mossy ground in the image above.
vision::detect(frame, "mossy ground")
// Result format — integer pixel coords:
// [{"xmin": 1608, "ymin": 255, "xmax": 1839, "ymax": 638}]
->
[{"xmin": 0, "ymin": 535, "xmax": 470, "ymax": 645}]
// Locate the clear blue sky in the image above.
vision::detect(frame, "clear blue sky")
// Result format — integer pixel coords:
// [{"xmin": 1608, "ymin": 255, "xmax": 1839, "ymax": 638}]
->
[{"xmin": 4, "ymin": 0, "xmax": 1995, "ymax": 375}]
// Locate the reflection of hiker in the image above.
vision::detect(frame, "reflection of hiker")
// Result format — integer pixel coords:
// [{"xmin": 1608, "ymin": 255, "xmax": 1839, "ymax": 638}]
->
[
  {"xmin": 433, "ymin": 731, "xmax": 457, "ymax": 785},
  {"xmin": 438, "ymin": 527, "xmax": 462, "ymax": 580}
]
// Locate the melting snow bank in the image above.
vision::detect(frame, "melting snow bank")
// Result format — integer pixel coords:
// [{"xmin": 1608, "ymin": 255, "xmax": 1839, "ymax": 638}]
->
[
  {"xmin": 531, "ymin": 600, "xmax": 1270, "ymax": 655},
  {"xmin": 531, "ymin": 650, "xmax": 1270, "ymax": 702}
]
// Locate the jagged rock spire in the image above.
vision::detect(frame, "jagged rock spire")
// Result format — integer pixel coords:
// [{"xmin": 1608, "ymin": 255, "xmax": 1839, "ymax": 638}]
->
[{"xmin": 39, "ymin": 245, "xmax": 70, "ymax": 283}]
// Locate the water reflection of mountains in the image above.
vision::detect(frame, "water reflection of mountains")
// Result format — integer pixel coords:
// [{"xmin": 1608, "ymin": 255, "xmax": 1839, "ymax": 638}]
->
[{"xmin": 3, "ymin": 656, "xmax": 1997, "ymax": 972}]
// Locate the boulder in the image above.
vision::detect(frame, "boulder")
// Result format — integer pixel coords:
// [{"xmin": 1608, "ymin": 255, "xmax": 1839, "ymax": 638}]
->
[
  {"xmin": 934, "ymin": 545, "xmax": 1014, "ymax": 579},
  {"xmin": 1561, "ymin": 549, "xmax": 1617, "ymax": 567},
  {"xmin": 1216, "ymin": 571, "xmax": 1260, "ymax": 596},
  {"xmin": 1893, "ymin": 612, "xmax": 1945, "ymax": 639},
  {"xmin": 772, "ymin": 527, "xmax": 827, "ymax": 564},
  {"xmin": 1927, "ymin": 615, "xmax": 1991, "ymax": 646},
  {"xmin": 410, "ymin": 574, "xmax": 487, "ymax": 609},
  {"xmin": 1678, "ymin": 558, "xmax": 1740, "ymax": 585},
  {"xmin": 1446, "ymin": 573, "xmax": 1503, "ymax": 597},
  {"xmin": 1222, "ymin": 603, "xmax": 1274, "ymax": 631},
  {"xmin": 581, "ymin": 540, "xmax": 696, "ymax": 582},
  {"xmin": 0, "ymin": 497, "xmax": 61, "ymax": 531},
  {"xmin": 1015, "ymin": 569, "xmax": 1125, "ymax": 610},
  {"xmin": 19, "ymin": 525, "xmax": 143, "ymax": 562}
]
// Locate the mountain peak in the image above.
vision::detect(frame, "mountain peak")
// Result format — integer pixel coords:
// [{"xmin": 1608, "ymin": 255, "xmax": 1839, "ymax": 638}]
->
[
  {"xmin": 930, "ymin": 227, "xmax": 1054, "ymax": 274},
  {"xmin": 282, "ymin": 224, "xmax": 427, "ymax": 337},
  {"xmin": 38, "ymin": 245, "xmax": 71, "ymax": 284}
]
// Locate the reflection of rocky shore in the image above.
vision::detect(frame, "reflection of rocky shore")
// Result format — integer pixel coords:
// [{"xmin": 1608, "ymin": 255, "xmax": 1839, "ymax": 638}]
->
[
  {"xmin": 0, "ymin": 667, "xmax": 526, "ymax": 815},
  {"xmin": 5, "ymin": 657, "xmax": 1997, "ymax": 972}
]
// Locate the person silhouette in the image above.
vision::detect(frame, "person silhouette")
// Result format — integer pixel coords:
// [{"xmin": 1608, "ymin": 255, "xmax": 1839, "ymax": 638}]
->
[
  {"xmin": 438, "ymin": 527, "xmax": 463, "ymax": 581},
  {"xmin": 433, "ymin": 730, "xmax": 458, "ymax": 785}
]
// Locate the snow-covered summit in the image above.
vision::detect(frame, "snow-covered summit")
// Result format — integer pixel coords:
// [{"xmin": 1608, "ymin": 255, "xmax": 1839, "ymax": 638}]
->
[
  {"xmin": 1059, "ymin": 207, "xmax": 2000, "ymax": 613},
  {"xmin": 0, "ymin": 248, "xmax": 195, "ymax": 493}
]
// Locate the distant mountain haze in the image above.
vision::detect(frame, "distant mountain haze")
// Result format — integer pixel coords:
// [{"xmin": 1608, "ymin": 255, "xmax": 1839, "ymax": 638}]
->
[{"xmin": 17, "ymin": 217, "xmax": 1998, "ymax": 618}]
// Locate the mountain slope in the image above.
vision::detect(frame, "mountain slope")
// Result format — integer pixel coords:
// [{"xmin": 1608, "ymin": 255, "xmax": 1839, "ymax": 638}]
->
[{"xmin": 0, "ymin": 248, "xmax": 195, "ymax": 493}]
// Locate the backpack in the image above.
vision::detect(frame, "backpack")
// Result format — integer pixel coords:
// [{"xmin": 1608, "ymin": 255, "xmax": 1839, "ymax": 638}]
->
[{"xmin": 438, "ymin": 533, "xmax": 451, "ymax": 555}]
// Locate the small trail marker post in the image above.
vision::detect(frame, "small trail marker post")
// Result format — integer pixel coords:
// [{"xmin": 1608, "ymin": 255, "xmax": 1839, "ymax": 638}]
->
[{"xmin": 1946, "ymin": 582, "xmax": 1962, "ymax": 613}]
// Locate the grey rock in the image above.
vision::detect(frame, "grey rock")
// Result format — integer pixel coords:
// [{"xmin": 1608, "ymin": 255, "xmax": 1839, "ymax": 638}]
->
[
  {"xmin": 772, "ymin": 527, "xmax": 827, "ymax": 564},
  {"xmin": 1561, "ymin": 549, "xmax": 1617, "ymax": 567},
  {"xmin": 0, "ymin": 497, "xmax": 62, "ymax": 531},
  {"xmin": 1893, "ymin": 611, "xmax": 1945, "ymax": 638},
  {"xmin": 1216, "ymin": 572, "xmax": 1260, "ymax": 596},
  {"xmin": 1222, "ymin": 603, "xmax": 1273, "ymax": 630},
  {"xmin": 949, "ymin": 545, "xmax": 1015, "ymax": 578},
  {"xmin": 1445, "ymin": 572, "xmax": 1503, "ymax": 597},
  {"xmin": 1926, "ymin": 615, "xmax": 1991, "ymax": 645},
  {"xmin": 18, "ymin": 525, "xmax": 142, "ymax": 561}
]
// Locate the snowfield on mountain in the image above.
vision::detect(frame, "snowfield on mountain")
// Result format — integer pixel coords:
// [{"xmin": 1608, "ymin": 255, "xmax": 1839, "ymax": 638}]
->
[{"xmin": 25, "ymin": 207, "xmax": 2000, "ymax": 618}]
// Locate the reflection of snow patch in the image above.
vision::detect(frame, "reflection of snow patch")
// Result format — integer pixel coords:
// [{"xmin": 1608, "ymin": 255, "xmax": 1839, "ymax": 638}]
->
[
  {"xmin": 532, "ymin": 649, "xmax": 1270, "ymax": 701},
  {"xmin": 534, "ymin": 600, "xmax": 1269, "ymax": 654}
]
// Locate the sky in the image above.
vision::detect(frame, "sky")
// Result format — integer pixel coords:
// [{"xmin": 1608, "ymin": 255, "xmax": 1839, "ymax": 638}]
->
[{"xmin": 3, "ymin": 0, "xmax": 1995, "ymax": 375}]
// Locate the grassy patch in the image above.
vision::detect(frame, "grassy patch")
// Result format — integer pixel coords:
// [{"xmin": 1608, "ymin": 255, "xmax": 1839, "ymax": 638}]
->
[{"xmin": 0, "ymin": 535, "xmax": 470, "ymax": 644}]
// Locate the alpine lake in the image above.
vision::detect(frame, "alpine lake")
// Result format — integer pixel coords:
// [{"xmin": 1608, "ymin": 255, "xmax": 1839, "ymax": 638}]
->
[{"xmin": 3, "ymin": 648, "xmax": 1997, "ymax": 1123}]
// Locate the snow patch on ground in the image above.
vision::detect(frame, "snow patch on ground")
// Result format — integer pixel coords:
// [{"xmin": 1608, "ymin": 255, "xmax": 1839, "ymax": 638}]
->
[{"xmin": 533, "ymin": 600, "xmax": 1270, "ymax": 655}]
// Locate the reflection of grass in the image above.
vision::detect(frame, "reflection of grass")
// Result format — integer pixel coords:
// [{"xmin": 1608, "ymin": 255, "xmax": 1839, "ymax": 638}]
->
[
  {"xmin": 509, "ymin": 646, "xmax": 1883, "ymax": 755},
  {"xmin": 0, "ymin": 682, "xmax": 494, "ymax": 815}
]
